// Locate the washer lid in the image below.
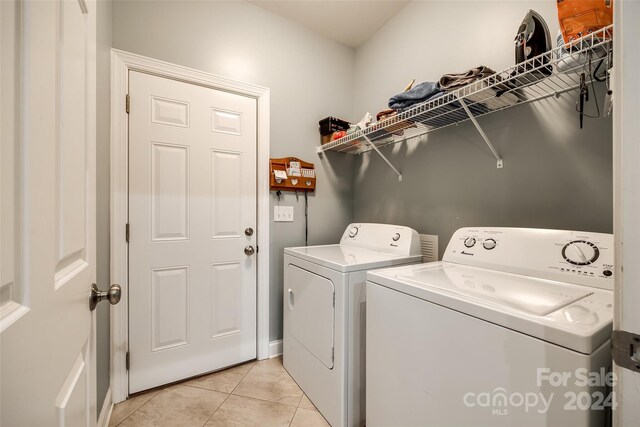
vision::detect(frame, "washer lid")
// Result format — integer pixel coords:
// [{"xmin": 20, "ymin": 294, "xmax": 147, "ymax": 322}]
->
[
  {"xmin": 400, "ymin": 264, "xmax": 592, "ymax": 316},
  {"xmin": 367, "ymin": 262, "xmax": 613, "ymax": 354},
  {"xmin": 285, "ymin": 245, "xmax": 422, "ymax": 273}
]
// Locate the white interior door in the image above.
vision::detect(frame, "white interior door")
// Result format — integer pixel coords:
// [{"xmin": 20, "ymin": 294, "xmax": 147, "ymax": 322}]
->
[
  {"xmin": 0, "ymin": 0, "xmax": 98, "ymax": 425},
  {"xmin": 613, "ymin": 1, "xmax": 640, "ymax": 425},
  {"xmin": 128, "ymin": 71, "xmax": 257, "ymax": 393}
]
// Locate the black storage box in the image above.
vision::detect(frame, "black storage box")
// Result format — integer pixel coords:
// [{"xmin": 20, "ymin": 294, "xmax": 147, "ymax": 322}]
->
[{"xmin": 319, "ymin": 117, "xmax": 350, "ymax": 136}]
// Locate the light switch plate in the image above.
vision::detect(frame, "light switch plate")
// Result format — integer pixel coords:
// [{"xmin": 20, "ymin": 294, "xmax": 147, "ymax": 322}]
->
[{"xmin": 274, "ymin": 206, "xmax": 294, "ymax": 222}]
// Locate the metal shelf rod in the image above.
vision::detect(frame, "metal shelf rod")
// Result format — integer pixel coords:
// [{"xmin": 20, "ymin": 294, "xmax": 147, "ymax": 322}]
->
[
  {"xmin": 362, "ymin": 135, "xmax": 403, "ymax": 181},
  {"xmin": 458, "ymin": 98, "xmax": 504, "ymax": 168}
]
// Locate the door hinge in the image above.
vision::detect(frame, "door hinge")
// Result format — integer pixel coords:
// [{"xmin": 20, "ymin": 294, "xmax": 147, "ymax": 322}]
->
[
  {"xmin": 125, "ymin": 351, "xmax": 130, "ymax": 371},
  {"xmin": 333, "ymin": 293, "xmax": 335, "ymax": 308},
  {"xmin": 612, "ymin": 330, "xmax": 640, "ymax": 373},
  {"xmin": 332, "ymin": 347, "xmax": 335, "ymax": 363},
  {"xmin": 125, "ymin": 223, "xmax": 130, "ymax": 242},
  {"xmin": 125, "ymin": 94, "xmax": 130, "ymax": 114}
]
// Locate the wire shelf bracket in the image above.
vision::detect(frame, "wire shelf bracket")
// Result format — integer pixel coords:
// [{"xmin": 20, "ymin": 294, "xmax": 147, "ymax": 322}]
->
[
  {"xmin": 363, "ymin": 134, "xmax": 403, "ymax": 181},
  {"xmin": 458, "ymin": 98, "xmax": 504, "ymax": 168}
]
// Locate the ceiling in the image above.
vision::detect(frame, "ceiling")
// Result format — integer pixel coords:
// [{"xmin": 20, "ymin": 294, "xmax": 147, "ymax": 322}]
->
[{"xmin": 250, "ymin": 0, "xmax": 410, "ymax": 48}]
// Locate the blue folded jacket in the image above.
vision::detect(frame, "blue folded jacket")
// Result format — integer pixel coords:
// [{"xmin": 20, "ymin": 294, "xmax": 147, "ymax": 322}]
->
[{"xmin": 388, "ymin": 81, "xmax": 442, "ymax": 111}]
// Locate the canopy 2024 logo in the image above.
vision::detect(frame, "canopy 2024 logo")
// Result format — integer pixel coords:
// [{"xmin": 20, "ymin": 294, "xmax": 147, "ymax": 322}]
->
[{"xmin": 462, "ymin": 368, "xmax": 616, "ymax": 416}]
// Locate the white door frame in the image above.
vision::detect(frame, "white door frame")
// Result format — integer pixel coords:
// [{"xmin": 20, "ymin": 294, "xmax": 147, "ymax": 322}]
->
[
  {"xmin": 613, "ymin": 1, "xmax": 640, "ymax": 425},
  {"xmin": 110, "ymin": 49, "xmax": 270, "ymax": 403}
]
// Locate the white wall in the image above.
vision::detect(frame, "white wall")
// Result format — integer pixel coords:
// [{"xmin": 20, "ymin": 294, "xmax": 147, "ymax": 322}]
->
[
  {"xmin": 355, "ymin": 1, "xmax": 559, "ymax": 116},
  {"xmin": 111, "ymin": 0, "xmax": 355, "ymax": 341},
  {"xmin": 352, "ymin": 0, "xmax": 613, "ymax": 255}
]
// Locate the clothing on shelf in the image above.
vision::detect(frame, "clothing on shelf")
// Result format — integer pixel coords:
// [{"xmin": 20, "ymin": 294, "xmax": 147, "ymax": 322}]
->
[
  {"xmin": 439, "ymin": 66, "xmax": 496, "ymax": 91},
  {"xmin": 416, "ymin": 92, "xmax": 492, "ymax": 127},
  {"xmin": 388, "ymin": 81, "xmax": 442, "ymax": 111},
  {"xmin": 465, "ymin": 76, "xmax": 521, "ymax": 110},
  {"xmin": 376, "ymin": 109, "xmax": 396, "ymax": 121},
  {"xmin": 367, "ymin": 108, "xmax": 418, "ymax": 140}
]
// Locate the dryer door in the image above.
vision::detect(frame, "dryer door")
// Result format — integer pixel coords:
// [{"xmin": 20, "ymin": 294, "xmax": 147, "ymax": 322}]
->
[{"xmin": 286, "ymin": 265, "xmax": 335, "ymax": 369}]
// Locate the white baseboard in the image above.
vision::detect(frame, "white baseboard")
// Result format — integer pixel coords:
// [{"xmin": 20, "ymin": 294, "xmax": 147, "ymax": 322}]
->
[
  {"xmin": 97, "ymin": 387, "xmax": 114, "ymax": 427},
  {"xmin": 269, "ymin": 339, "xmax": 283, "ymax": 358}
]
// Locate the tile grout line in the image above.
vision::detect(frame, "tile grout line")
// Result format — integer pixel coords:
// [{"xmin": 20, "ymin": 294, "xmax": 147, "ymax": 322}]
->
[
  {"xmin": 229, "ymin": 361, "xmax": 258, "ymax": 395},
  {"xmin": 228, "ymin": 360, "xmax": 302, "ymax": 407},
  {"xmin": 228, "ymin": 358, "xmax": 304, "ymax": 419},
  {"xmin": 201, "ymin": 361, "xmax": 258, "ymax": 426},
  {"xmin": 288, "ymin": 406, "xmax": 300, "ymax": 427},
  {"xmin": 112, "ymin": 391, "xmax": 160, "ymax": 427},
  {"xmin": 200, "ymin": 392, "xmax": 231, "ymax": 427}
]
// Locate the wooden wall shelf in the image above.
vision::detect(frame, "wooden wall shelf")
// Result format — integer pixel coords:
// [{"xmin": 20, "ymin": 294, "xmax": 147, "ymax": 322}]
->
[{"xmin": 269, "ymin": 157, "xmax": 316, "ymax": 192}]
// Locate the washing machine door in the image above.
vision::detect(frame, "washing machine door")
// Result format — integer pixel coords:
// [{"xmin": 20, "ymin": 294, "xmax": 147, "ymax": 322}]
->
[{"xmin": 286, "ymin": 265, "xmax": 335, "ymax": 369}]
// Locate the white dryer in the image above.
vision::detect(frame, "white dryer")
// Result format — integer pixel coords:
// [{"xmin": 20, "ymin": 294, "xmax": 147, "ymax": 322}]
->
[
  {"xmin": 366, "ymin": 227, "xmax": 614, "ymax": 427},
  {"xmin": 283, "ymin": 223, "xmax": 424, "ymax": 427}
]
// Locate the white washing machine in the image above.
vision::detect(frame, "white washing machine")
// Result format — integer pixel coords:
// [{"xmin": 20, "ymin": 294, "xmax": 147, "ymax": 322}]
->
[
  {"xmin": 366, "ymin": 227, "xmax": 614, "ymax": 427},
  {"xmin": 283, "ymin": 223, "xmax": 425, "ymax": 427}
]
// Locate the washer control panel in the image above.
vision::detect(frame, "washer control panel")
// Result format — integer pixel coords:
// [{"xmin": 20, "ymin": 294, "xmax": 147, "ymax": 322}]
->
[
  {"xmin": 340, "ymin": 223, "xmax": 422, "ymax": 256},
  {"xmin": 444, "ymin": 227, "xmax": 614, "ymax": 291}
]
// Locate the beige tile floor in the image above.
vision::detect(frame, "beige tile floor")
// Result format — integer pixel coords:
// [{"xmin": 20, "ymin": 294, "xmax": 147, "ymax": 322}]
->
[{"xmin": 109, "ymin": 357, "xmax": 330, "ymax": 427}]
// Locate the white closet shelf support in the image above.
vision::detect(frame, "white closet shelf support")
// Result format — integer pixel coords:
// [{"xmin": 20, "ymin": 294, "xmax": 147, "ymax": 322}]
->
[
  {"xmin": 362, "ymin": 135, "xmax": 403, "ymax": 181},
  {"xmin": 458, "ymin": 98, "xmax": 503, "ymax": 168},
  {"xmin": 316, "ymin": 25, "xmax": 613, "ymax": 175}
]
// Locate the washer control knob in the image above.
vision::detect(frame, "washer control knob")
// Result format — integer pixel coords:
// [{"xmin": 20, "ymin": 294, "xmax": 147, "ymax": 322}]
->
[
  {"xmin": 483, "ymin": 238, "xmax": 497, "ymax": 250},
  {"xmin": 562, "ymin": 240, "xmax": 600, "ymax": 266},
  {"xmin": 464, "ymin": 237, "xmax": 476, "ymax": 248},
  {"xmin": 348, "ymin": 226, "xmax": 359, "ymax": 238},
  {"xmin": 392, "ymin": 233, "xmax": 401, "ymax": 241}
]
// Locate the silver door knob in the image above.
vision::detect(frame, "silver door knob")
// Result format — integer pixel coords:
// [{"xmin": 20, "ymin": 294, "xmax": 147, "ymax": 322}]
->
[
  {"xmin": 245, "ymin": 227, "xmax": 254, "ymax": 236},
  {"xmin": 90, "ymin": 283, "xmax": 121, "ymax": 311},
  {"xmin": 244, "ymin": 245, "xmax": 255, "ymax": 256}
]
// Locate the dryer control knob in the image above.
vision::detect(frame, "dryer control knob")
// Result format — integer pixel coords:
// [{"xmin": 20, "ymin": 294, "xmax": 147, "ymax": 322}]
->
[
  {"xmin": 392, "ymin": 233, "xmax": 401, "ymax": 241},
  {"xmin": 348, "ymin": 226, "xmax": 359, "ymax": 238},
  {"xmin": 464, "ymin": 237, "xmax": 476, "ymax": 248},
  {"xmin": 483, "ymin": 239, "xmax": 497, "ymax": 250}
]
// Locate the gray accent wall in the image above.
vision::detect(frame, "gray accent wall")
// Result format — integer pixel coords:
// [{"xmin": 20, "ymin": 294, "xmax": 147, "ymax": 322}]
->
[
  {"xmin": 111, "ymin": 0, "xmax": 355, "ymax": 343},
  {"xmin": 96, "ymin": 0, "xmax": 112, "ymax": 414},
  {"xmin": 352, "ymin": 1, "xmax": 613, "ymax": 256}
]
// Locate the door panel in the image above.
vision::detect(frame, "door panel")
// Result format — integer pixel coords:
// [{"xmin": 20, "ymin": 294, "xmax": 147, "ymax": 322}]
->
[
  {"xmin": 55, "ymin": 353, "xmax": 89, "ymax": 426},
  {"xmin": 151, "ymin": 267, "xmax": 190, "ymax": 351},
  {"xmin": 151, "ymin": 96, "xmax": 190, "ymax": 128},
  {"xmin": 211, "ymin": 150, "xmax": 243, "ymax": 238},
  {"xmin": 56, "ymin": 0, "xmax": 89, "ymax": 285},
  {"xmin": 0, "ymin": 0, "xmax": 20, "ymax": 312},
  {"xmin": 128, "ymin": 71, "xmax": 257, "ymax": 392},
  {"xmin": 1, "ymin": 0, "xmax": 97, "ymax": 425},
  {"xmin": 151, "ymin": 143, "xmax": 190, "ymax": 241},
  {"xmin": 210, "ymin": 262, "xmax": 243, "ymax": 338}
]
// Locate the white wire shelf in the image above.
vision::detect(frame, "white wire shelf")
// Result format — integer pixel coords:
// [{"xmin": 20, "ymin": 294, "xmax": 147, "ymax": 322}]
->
[{"xmin": 317, "ymin": 26, "xmax": 613, "ymax": 161}]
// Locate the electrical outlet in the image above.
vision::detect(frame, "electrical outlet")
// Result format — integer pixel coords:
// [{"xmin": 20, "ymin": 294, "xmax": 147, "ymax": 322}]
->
[{"xmin": 274, "ymin": 206, "xmax": 294, "ymax": 222}]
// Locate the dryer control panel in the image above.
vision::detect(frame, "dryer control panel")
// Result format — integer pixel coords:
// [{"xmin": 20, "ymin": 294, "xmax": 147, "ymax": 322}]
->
[
  {"xmin": 443, "ymin": 228, "xmax": 614, "ymax": 291},
  {"xmin": 340, "ymin": 223, "xmax": 422, "ymax": 256}
]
